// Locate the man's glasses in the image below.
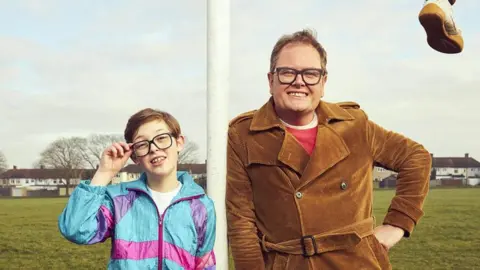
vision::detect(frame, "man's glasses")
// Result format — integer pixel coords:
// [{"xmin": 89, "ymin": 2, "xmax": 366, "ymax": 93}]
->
[
  {"xmin": 273, "ymin": 67, "xmax": 326, "ymax": 86},
  {"xmin": 131, "ymin": 133, "xmax": 174, "ymax": 157}
]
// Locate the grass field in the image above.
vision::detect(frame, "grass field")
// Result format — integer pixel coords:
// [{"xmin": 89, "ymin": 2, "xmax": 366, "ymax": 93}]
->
[{"xmin": 0, "ymin": 188, "xmax": 479, "ymax": 270}]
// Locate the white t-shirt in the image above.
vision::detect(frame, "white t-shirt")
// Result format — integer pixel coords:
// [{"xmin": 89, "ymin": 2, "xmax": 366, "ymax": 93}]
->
[
  {"xmin": 147, "ymin": 182, "xmax": 182, "ymax": 215},
  {"xmin": 280, "ymin": 113, "xmax": 318, "ymax": 130}
]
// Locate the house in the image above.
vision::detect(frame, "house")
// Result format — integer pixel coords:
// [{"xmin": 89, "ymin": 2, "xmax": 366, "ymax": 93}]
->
[
  {"xmin": 0, "ymin": 165, "xmax": 95, "ymax": 188},
  {"xmin": 372, "ymin": 164, "xmax": 396, "ymax": 182},
  {"xmin": 0, "ymin": 163, "xmax": 208, "ymax": 187},
  {"xmin": 376, "ymin": 153, "xmax": 480, "ymax": 188},
  {"xmin": 431, "ymin": 153, "xmax": 480, "ymax": 186},
  {"xmin": 112, "ymin": 164, "xmax": 143, "ymax": 184},
  {"xmin": 432, "ymin": 153, "xmax": 480, "ymax": 179},
  {"xmin": 379, "ymin": 174, "xmax": 397, "ymax": 188},
  {"xmin": 0, "ymin": 165, "xmax": 97, "ymax": 196}
]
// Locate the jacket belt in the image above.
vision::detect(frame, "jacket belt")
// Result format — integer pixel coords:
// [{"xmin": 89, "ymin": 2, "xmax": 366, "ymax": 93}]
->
[{"xmin": 260, "ymin": 217, "xmax": 375, "ymax": 257}]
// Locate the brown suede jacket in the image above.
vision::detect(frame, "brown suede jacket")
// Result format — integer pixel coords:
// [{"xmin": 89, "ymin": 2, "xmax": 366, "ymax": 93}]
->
[{"xmin": 226, "ymin": 98, "xmax": 432, "ymax": 270}]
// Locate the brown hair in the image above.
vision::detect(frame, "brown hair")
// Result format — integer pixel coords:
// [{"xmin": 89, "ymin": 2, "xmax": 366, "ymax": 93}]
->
[
  {"xmin": 269, "ymin": 28, "xmax": 327, "ymax": 72},
  {"xmin": 124, "ymin": 108, "xmax": 181, "ymax": 143}
]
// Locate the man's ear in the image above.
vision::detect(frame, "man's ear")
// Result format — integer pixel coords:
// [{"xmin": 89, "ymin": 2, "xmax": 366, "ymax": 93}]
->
[
  {"xmin": 176, "ymin": 135, "xmax": 185, "ymax": 152},
  {"xmin": 268, "ymin": 72, "xmax": 274, "ymax": 95},
  {"xmin": 322, "ymin": 74, "xmax": 328, "ymax": 84}
]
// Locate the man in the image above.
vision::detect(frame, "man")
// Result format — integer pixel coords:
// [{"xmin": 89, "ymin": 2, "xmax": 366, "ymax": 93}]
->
[
  {"xmin": 419, "ymin": 0, "xmax": 464, "ymax": 54},
  {"xmin": 226, "ymin": 29, "xmax": 432, "ymax": 270}
]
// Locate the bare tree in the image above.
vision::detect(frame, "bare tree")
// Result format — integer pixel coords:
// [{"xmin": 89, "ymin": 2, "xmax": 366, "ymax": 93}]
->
[
  {"xmin": 32, "ymin": 160, "xmax": 42, "ymax": 169},
  {"xmin": 0, "ymin": 150, "xmax": 7, "ymax": 173},
  {"xmin": 36, "ymin": 137, "xmax": 88, "ymax": 190},
  {"xmin": 40, "ymin": 133, "xmax": 199, "ymax": 171},
  {"xmin": 179, "ymin": 140, "xmax": 200, "ymax": 164},
  {"xmin": 80, "ymin": 134, "xmax": 124, "ymax": 169}
]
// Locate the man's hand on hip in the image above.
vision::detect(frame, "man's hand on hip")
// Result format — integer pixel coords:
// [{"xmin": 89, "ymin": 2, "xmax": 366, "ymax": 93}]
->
[{"xmin": 373, "ymin": 224, "xmax": 404, "ymax": 251}]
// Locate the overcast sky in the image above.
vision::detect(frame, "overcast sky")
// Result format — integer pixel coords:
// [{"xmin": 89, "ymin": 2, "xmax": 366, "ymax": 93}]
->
[{"xmin": 0, "ymin": 0, "xmax": 479, "ymax": 168}]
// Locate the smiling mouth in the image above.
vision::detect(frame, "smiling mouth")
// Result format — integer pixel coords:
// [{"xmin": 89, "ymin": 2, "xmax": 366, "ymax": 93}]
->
[
  {"xmin": 151, "ymin": 157, "xmax": 166, "ymax": 164},
  {"xmin": 287, "ymin": 92, "xmax": 308, "ymax": 97}
]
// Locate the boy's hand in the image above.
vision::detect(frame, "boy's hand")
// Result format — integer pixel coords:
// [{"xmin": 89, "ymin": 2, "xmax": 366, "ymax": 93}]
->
[{"xmin": 91, "ymin": 142, "xmax": 133, "ymax": 186}]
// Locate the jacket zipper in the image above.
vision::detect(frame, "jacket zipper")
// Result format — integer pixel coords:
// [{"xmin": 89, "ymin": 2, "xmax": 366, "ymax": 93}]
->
[{"xmin": 128, "ymin": 188, "xmax": 202, "ymax": 270}]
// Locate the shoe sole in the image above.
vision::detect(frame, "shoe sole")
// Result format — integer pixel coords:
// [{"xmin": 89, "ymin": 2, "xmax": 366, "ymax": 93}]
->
[{"xmin": 419, "ymin": 3, "xmax": 463, "ymax": 54}]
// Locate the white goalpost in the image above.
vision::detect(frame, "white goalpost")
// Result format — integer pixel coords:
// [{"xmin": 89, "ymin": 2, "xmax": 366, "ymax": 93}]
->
[{"xmin": 206, "ymin": 0, "xmax": 230, "ymax": 268}]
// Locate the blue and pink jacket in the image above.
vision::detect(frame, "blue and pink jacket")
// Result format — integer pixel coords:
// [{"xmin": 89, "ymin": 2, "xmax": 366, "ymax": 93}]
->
[{"xmin": 58, "ymin": 171, "xmax": 216, "ymax": 270}]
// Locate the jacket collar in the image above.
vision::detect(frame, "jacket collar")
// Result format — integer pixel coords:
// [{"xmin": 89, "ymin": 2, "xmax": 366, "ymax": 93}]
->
[
  {"xmin": 126, "ymin": 171, "xmax": 205, "ymax": 199},
  {"xmin": 250, "ymin": 97, "xmax": 355, "ymax": 132}
]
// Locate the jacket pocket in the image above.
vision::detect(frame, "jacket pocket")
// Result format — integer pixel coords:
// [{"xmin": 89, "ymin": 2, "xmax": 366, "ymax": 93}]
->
[{"xmin": 366, "ymin": 235, "xmax": 392, "ymax": 270}]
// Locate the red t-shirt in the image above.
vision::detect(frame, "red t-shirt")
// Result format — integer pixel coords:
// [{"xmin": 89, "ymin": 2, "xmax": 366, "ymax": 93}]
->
[{"xmin": 286, "ymin": 126, "xmax": 317, "ymax": 155}]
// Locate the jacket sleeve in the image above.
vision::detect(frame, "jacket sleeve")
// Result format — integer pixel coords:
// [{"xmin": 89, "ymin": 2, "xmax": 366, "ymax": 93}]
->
[
  {"xmin": 226, "ymin": 126, "xmax": 266, "ymax": 270},
  {"xmin": 365, "ymin": 113, "xmax": 432, "ymax": 237},
  {"xmin": 58, "ymin": 180, "xmax": 115, "ymax": 244},
  {"xmin": 195, "ymin": 197, "xmax": 217, "ymax": 270}
]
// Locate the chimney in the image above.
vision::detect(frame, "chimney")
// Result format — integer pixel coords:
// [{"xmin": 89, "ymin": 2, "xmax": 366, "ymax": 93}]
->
[
  {"xmin": 13, "ymin": 165, "xmax": 17, "ymax": 170},
  {"xmin": 40, "ymin": 165, "xmax": 45, "ymax": 169},
  {"xmin": 465, "ymin": 153, "xmax": 469, "ymax": 158}
]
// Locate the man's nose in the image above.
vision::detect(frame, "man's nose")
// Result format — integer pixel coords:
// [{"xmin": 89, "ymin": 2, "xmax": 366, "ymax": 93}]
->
[{"xmin": 292, "ymin": 73, "xmax": 305, "ymax": 87}]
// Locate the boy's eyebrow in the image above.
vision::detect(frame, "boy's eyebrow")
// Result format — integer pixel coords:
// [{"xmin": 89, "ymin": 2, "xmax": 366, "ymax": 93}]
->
[{"xmin": 133, "ymin": 128, "xmax": 168, "ymax": 142}]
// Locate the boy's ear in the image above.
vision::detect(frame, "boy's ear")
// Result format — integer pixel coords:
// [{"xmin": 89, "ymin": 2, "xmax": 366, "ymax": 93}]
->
[{"xmin": 176, "ymin": 135, "xmax": 185, "ymax": 152}]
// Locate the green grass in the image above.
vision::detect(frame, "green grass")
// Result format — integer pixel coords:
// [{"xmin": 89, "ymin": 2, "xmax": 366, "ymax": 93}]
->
[
  {"xmin": 0, "ymin": 189, "xmax": 479, "ymax": 269},
  {"xmin": 373, "ymin": 188, "xmax": 480, "ymax": 270}
]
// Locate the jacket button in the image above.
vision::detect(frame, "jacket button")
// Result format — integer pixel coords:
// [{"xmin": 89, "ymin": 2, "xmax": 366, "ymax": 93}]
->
[
  {"xmin": 295, "ymin": 192, "xmax": 303, "ymax": 199},
  {"xmin": 340, "ymin": 182, "xmax": 348, "ymax": 190}
]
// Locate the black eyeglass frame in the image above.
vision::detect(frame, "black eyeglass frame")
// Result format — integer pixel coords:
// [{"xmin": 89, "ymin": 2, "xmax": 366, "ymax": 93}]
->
[
  {"xmin": 272, "ymin": 67, "xmax": 327, "ymax": 86},
  {"xmin": 131, "ymin": 132, "xmax": 175, "ymax": 157}
]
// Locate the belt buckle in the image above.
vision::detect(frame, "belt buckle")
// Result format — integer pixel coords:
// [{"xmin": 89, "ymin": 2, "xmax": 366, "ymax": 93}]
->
[{"xmin": 300, "ymin": 235, "xmax": 318, "ymax": 257}]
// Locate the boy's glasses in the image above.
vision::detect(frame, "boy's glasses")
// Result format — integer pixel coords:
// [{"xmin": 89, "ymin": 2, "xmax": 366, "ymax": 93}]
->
[{"xmin": 131, "ymin": 133, "xmax": 174, "ymax": 157}]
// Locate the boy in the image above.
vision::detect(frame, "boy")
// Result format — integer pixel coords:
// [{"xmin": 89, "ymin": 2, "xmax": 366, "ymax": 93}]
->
[{"xmin": 58, "ymin": 108, "xmax": 216, "ymax": 270}]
